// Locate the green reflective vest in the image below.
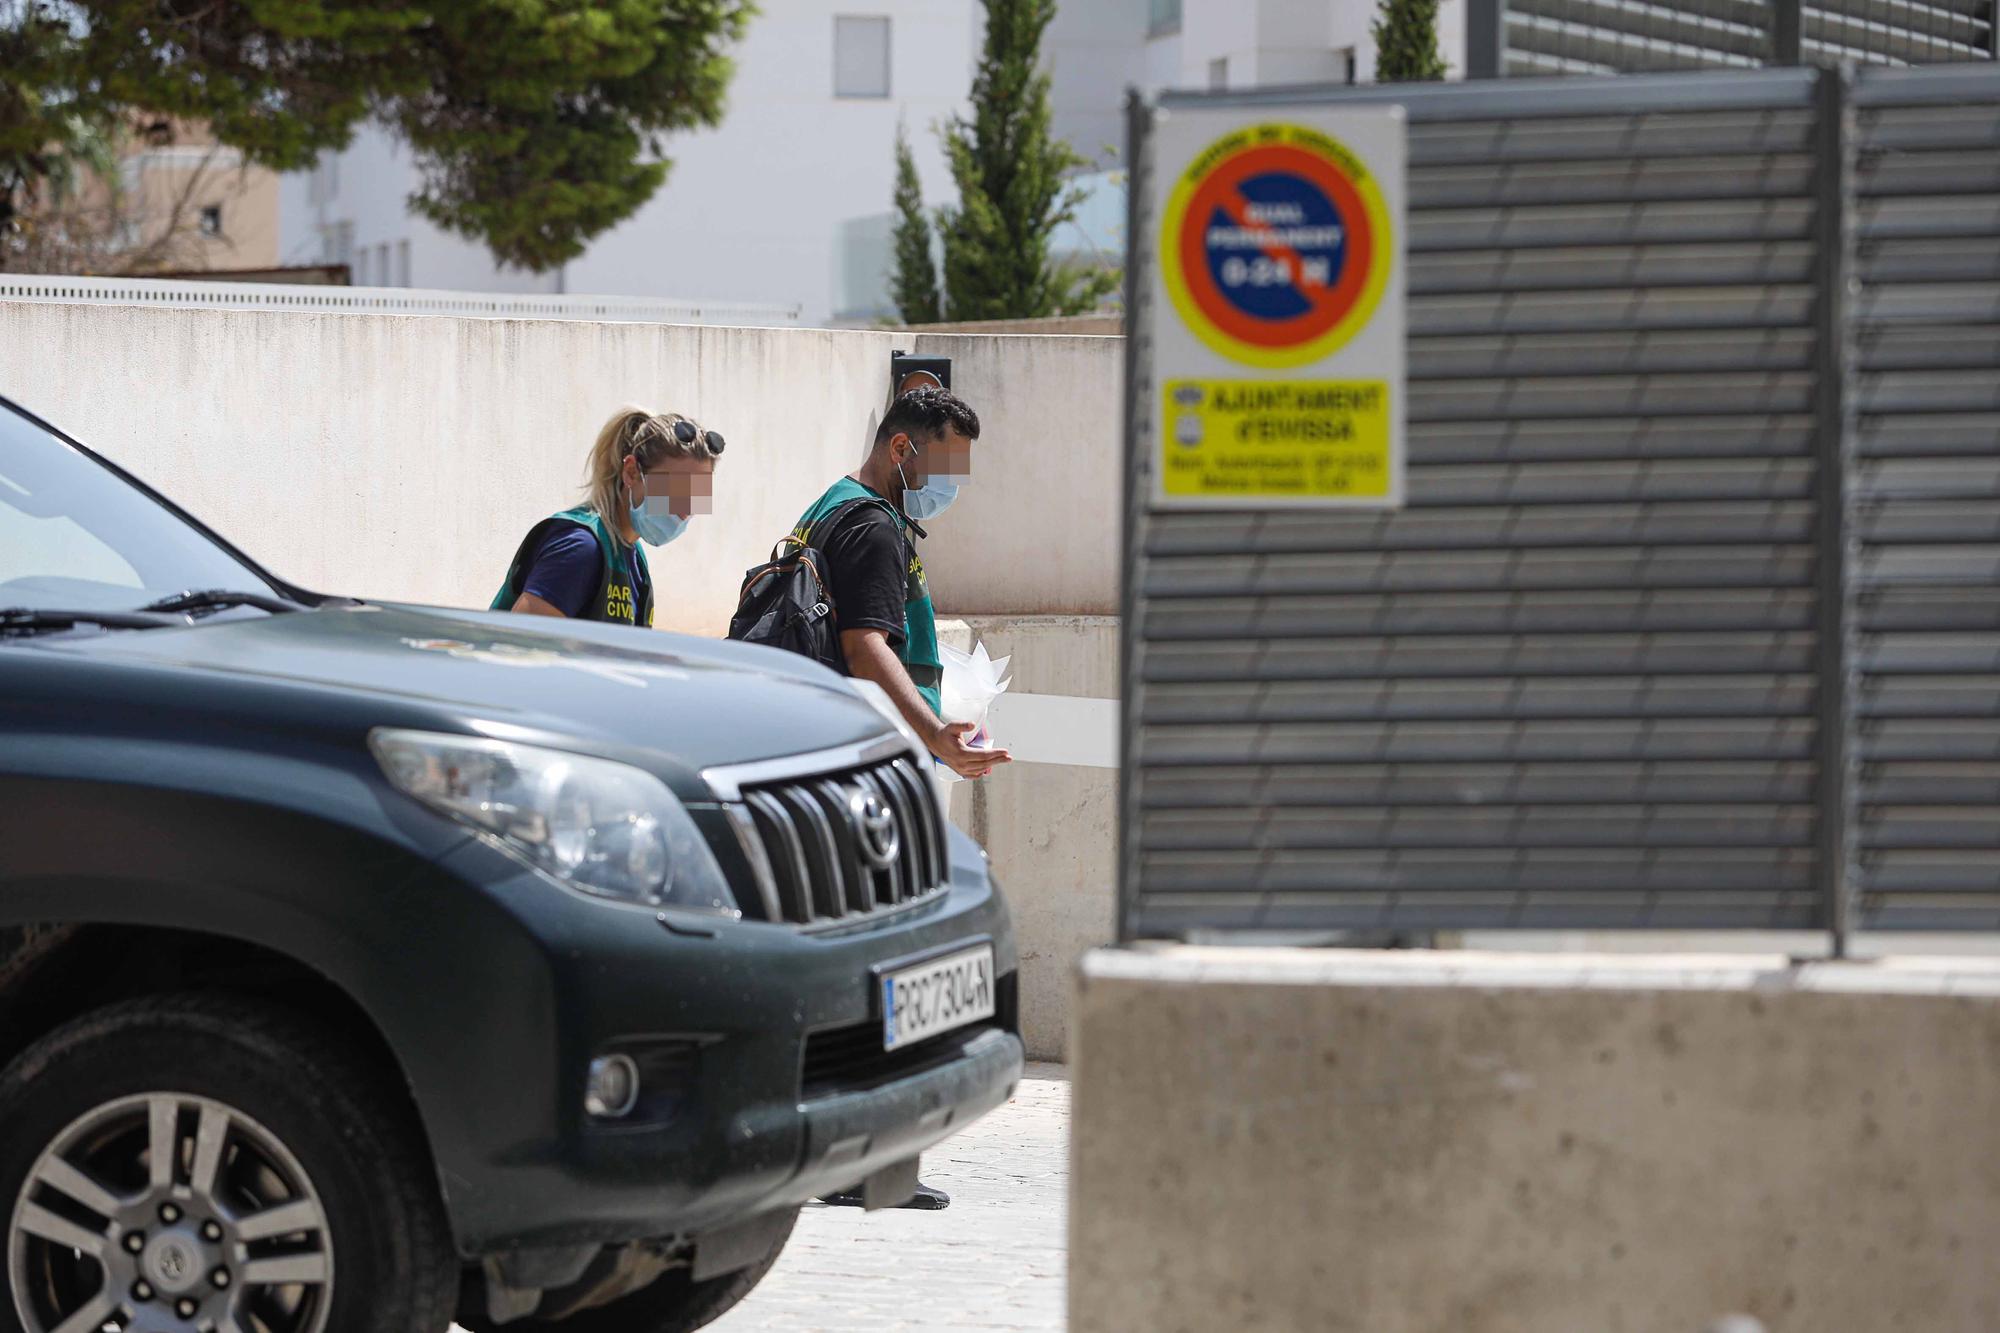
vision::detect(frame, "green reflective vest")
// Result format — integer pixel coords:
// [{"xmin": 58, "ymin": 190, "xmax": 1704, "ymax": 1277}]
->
[
  {"xmin": 796, "ymin": 479, "xmax": 941, "ymax": 716},
  {"xmin": 491, "ymin": 507, "xmax": 654, "ymax": 628}
]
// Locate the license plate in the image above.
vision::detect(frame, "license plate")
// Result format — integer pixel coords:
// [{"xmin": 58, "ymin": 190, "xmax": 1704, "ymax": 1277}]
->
[{"xmin": 881, "ymin": 945, "xmax": 995, "ymax": 1051}]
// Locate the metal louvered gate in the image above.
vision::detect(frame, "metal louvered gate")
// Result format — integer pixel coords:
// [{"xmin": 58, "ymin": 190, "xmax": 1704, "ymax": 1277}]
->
[
  {"xmin": 1852, "ymin": 68, "xmax": 2000, "ymax": 929},
  {"xmin": 1467, "ymin": 0, "xmax": 1997, "ymax": 79},
  {"xmin": 1118, "ymin": 65, "xmax": 2000, "ymax": 950}
]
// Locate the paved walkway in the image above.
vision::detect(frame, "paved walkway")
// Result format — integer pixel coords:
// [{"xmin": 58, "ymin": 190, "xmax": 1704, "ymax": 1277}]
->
[{"xmin": 710, "ymin": 1062, "xmax": 1069, "ymax": 1331}]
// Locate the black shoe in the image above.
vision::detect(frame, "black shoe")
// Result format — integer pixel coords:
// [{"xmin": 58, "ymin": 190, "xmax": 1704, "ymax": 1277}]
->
[{"xmin": 817, "ymin": 1181, "xmax": 952, "ymax": 1210}]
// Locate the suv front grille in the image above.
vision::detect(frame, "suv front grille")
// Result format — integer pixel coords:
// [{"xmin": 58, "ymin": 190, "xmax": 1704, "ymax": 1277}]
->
[{"xmin": 728, "ymin": 754, "xmax": 950, "ymax": 925}]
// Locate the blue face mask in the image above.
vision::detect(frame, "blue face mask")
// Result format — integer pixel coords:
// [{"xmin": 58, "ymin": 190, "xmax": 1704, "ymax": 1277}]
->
[
  {"xmin": 629, "ymin": 490, "xmax": 688, "ymax": 547},
  {"xmin": 898, "ymin": 461, "xmax": 960, "ymax": 522}
]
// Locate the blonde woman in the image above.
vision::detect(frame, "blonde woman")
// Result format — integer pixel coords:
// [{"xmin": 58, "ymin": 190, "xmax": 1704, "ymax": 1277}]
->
[{"xmin": 492, "ymin": 406, "xmax": 724, "ymax": 626}]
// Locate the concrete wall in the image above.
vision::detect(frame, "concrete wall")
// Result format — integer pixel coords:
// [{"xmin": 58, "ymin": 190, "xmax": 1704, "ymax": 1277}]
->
[
  {"xmin": 5, "ymin": 304, "xmax": 872, "ymax": 624},
  {"xmin": 903, "ymin": 316, "xmax": 1123, "ymax": 336},
  {"xmin": 910, "ymin": 331, "xmax": 1122, "ymax": 616},
  {"xmin": 942, "ymin": 616, "xmax": 1119, "ymax": 1062},
  {"xmin": 1071, "ymin": 946, "xmax": 2000, "ymax": 1333},
  {"xmin": 0, "ymin": 304, "xmax": 1120, "ymax": 629}
]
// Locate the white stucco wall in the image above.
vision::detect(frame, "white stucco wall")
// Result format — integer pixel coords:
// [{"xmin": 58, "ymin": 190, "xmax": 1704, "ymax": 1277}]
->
[
  {"xmin": 943, "ymin": 615, "xmax": 1119, "ymax": 1062},
  {"xmin": 912, "ymin": 332, "xmax": 1122, "ymax": 616},
  {"xmin": 0, "ymin": 305, "xmax": 1120, "ymax": 629}
]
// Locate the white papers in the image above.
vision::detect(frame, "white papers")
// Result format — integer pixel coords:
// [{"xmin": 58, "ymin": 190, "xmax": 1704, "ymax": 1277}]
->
[
  {"xmin": 937, "ymin": 639, "xmax": 1117, "ymax": 772},
  {"xmin": 938, "ymin": 639, "xmax": 1011, "ymax": 730}
]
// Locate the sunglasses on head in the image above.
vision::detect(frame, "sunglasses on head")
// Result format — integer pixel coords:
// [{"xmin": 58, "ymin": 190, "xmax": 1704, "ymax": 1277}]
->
[{"xmin": 669, "ymin": 418, "xmax": 726, "ymax": 455}]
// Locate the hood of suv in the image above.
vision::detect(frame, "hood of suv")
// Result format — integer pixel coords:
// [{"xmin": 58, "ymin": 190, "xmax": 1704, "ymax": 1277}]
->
[{"xmin": 31, "ymin": 602, "xmax": 894, "ymax": 773}]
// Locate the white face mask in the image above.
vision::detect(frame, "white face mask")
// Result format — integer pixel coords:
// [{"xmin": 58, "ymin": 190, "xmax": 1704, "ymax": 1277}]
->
[
  {"xmin": 898, "ymin": 460, "xmax": 959, "ymax": 521},
  {"xmin": 631, "ymin": 500, "xmax": 688, "ymax": 546},
  {"xmin": 626, "ymin": 474, "xmax": 688, "ymax": 546}
]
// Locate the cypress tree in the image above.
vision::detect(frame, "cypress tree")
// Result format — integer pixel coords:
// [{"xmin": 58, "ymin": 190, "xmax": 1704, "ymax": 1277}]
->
[
  {"xmin": 936, "ymin": 0, "xmax": 1116, "ymax": 320},
  {"xmin": 890, "ymin": 122, "xmax": 942, "ymax": 324},
  {"xmin": 1372, "ymin": 0, "xmax": 1449, "ymax": 81}
]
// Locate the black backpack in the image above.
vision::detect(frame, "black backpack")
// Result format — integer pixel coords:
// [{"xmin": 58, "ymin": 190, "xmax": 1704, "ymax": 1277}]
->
[{"xmin": 728, "ymin": 496, "xmax": 896, "ymax": 674}]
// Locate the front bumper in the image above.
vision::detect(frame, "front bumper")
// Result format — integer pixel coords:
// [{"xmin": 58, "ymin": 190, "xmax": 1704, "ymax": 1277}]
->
[
  {"xmin": 410, "ymin": 835, "xmax": 1021, "ymax": 1259},
  {"xmin": 788, "ymin": 1025, "xmax": 1019, "ymax": 1203}
]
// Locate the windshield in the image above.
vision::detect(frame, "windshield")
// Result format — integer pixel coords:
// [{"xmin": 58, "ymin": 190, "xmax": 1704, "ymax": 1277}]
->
[{"xmin": 0, "ymin": 404, "xmax": 271, "ymax": 613}]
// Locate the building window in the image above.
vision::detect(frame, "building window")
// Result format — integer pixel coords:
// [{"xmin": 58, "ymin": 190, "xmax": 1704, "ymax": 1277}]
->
[
  {"xmin": 833, "ymin": 16, "xmax": 891, "ymax": 98},
  {"xmin": 377, "ymin": 243, "xmax": 391, "ymax": 287},
  {"xmin": 397, "ymin": 240, "xmax": 411, "ymax": 288},
  {"xmin": 324, "ymin": 220, "xmax": 355, "ymax": 272},
  {"xmin": 309, "ymin": 156, "xmax": 339, "ymax": 206},
  {"xmin": 198, "ymin": 205, "xmax": 222, "ymax": 237},
  {"xmin": 1149, "ymin": 0, "xmax": 1182, "ymax": 36},
  {"xmin": 1208, "ymin": 57, "xmax": 1229, "ymax": 90},
  {"xmin": 354, "ymin": 247, "xmax": 369, "ymax": 285}
]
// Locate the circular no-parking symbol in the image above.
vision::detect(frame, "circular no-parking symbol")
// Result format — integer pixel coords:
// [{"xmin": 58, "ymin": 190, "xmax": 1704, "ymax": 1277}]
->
[{"xmin": 1160, "ymin": 123, "xmax": 1392, "ymax": 369}]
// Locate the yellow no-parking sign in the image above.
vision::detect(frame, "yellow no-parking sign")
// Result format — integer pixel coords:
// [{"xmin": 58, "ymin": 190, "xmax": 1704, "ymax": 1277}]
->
[{"xmin": 1147, "ymin": 109, "xmax": 1406, "ymax": 509}]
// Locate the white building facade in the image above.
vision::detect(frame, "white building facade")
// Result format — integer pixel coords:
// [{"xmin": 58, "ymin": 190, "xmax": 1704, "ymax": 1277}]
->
[
  {"xmin": 281, "ymin": 0, "xmax": 1463, "ymax": 325},
  {"xmin": 281, "ymin": 0, "xmax": 981, "ymax": 323},
  {"xmin": 1142, "ymin": 0, "xmax": 1469, "ymax": 92}
]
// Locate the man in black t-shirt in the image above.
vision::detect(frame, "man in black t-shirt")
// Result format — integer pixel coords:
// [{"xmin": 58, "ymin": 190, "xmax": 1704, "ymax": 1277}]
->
[
  {"xmin": 799, "ymin": 389, "xmax": 1010, "ymax": 1213},
  {"xmin": 792, "ymin": 387, "xmax": 1009, "ymax": 781}
]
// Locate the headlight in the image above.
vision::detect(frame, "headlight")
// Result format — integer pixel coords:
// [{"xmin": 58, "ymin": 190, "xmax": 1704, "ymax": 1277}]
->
[{"xmin": 370, "ymin": 729, "xmax": 737, "ymax": 915}]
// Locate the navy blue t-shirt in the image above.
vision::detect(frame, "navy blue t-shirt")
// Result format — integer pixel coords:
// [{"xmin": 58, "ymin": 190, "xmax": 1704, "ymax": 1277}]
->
[{"xmin": 520, "ymin": 522, "xmax": 651, "ymax": 620}]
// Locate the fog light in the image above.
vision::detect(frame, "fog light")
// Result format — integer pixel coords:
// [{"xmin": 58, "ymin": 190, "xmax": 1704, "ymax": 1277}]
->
[{"xmin": 585, "ymin": 1054, "xmax": 640, "ymax": 1118}]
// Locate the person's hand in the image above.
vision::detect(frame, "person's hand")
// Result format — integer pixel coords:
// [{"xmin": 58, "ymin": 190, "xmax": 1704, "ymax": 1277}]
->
[{"xmin": 930, "ymin": 721, "xmax": 1012, "ymax": 779}]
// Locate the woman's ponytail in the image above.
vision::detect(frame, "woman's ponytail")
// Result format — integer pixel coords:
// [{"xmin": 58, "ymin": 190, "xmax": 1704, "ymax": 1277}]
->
[{"xmin": 585, "ymin": 406, "xmax": 653, "ymax": 519}]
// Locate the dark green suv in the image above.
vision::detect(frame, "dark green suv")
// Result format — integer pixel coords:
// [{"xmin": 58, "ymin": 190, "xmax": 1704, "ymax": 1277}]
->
[{"xmin": 0, "ymin": 398, "xmax": 1022, "ymax": 1332}]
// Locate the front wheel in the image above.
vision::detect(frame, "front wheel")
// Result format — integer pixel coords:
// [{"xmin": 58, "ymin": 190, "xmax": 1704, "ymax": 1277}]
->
[{"xmin": 0, "ymin": 995, "xmax": 458, "ymax": 1333}]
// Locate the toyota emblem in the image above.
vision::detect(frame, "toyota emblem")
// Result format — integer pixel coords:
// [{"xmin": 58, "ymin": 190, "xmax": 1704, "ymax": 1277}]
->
[{"xmin": 848, "ymin": 788, "xmax": 900, "ymax": 869}]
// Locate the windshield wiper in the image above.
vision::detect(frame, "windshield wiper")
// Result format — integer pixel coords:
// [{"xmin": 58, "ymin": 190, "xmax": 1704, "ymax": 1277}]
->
[
  {"xmin": 139, "ymin": 588, "xmax": 299, "ymax": 617},
  {"xmin": 0, "ymin": 607, "xmax": 182, "ymax": 635}
]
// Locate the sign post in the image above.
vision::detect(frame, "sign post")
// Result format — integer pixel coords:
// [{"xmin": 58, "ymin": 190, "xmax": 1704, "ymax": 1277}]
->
[{"xmin": 1146, "ymin": 108, "xmax": 1406, "ymax": 509}]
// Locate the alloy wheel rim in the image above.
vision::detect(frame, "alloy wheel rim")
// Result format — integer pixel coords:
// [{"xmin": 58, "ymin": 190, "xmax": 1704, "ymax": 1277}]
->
[{"xmin": 9, "ymin": 1091, "xmax": 334, "ymax": 1333}]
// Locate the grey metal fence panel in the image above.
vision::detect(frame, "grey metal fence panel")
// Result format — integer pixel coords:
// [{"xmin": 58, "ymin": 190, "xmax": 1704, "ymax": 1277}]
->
[
  {"xmin": 1500, "ymin": 0, "xmax": 1775, "ymax": 77},
  {"xmin": 1125, "ymin": 72, "xmax": 1835, "ymax": 940},
  {"xmin": 1804, "ymin": 0, "xmax": 1994, "ymax": 65},
  {"xmin": 1852, "ymin": 65, "xmax": 2000, "ymax": 929},
  {"xmin": 1467, "ymin": 0, "xmax": 1994, "ymax": 75}
]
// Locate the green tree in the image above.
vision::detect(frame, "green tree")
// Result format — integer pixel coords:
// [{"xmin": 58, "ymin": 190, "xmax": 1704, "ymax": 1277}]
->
[
  {"xmin": 0, "ymin": 0, "xmax": 753, "ymax": 272},
  {"xmin": 889, "ymin": 122, "xmax": 941, "ymax": 325},
  {"xmin": 1371, "ymin": 0, "xmax": 1449, "ymax": 81},
  {"xmin": 935, "ymin": 0, "xmax": 1116, "ymax": 321}
]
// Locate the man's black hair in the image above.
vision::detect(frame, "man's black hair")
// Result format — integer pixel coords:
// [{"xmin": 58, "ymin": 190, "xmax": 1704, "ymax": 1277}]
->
[{"xmin": 876, "ymin": 385, "xmax": 980, "ymax": 446}]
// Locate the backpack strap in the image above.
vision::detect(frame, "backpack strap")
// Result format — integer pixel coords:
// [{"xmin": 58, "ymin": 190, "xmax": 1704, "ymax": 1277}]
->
[
  {"xmin": 808, "ymin": 494, "xmax": 900, "ymax": 548},
  {"xmin": 773, "ymin": 494, "xmax": 900, "ymax": 562}
]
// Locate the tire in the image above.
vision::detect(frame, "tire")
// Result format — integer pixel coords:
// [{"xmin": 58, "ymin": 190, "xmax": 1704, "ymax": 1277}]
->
[
  {"xmin": 464, "ymin": 1209, "xmax": 799, "ymax": 1333},
  {"xmin": 0, "ymin": 993, "xmax": 457, "ymax": 1333}
]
